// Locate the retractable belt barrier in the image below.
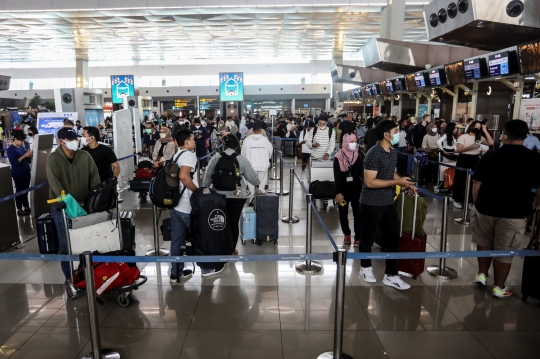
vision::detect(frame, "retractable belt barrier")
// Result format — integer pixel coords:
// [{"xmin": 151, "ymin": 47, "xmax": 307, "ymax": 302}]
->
[
  {"xmin": 397, "ymin": 151, "xmax": 473, "ymax": 174},
  {"xmin": 199, "ymin": 144, "xmax": 223, "ymax": 161}
]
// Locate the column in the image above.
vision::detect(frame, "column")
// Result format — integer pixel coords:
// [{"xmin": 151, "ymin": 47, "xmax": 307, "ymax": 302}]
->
[
  {"xmin": 291, "ymin": 99, "xmax": 296, "ymax": 115},
  {"xmin": 76, "ymin": 59, "xmax": 89, "ymax": 89},
  {"xmin": 380, "ymin": 0, "xmax": 406, "ymax": 41}
]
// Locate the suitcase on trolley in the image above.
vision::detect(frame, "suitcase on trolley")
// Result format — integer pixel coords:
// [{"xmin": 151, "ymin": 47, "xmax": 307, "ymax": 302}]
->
[
  {"xmin": 37, "ymin": 213, "xmax": 59, "ymax": 254},
  {"xmin": 522, "ymin": 211, "xmax": 540, "ymax": 302},
  {"xmin": 255, "ymin": 192, "xmax": 279, "ymax": 245},
  {"xmin": 241, "ymin": 208, "xmax": 257, "ymax": 244},
  {"xmin": 396, "ymin": 192, "xmax": 427, "ymax": 279}
]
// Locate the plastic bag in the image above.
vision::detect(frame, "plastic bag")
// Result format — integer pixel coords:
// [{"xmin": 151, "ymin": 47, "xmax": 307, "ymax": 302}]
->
[
  {"xmin": 47, "ymin": 190, "xmax": 88, "ymax": 218},
  {"xmin": 444, "ymin": 168, "xmax": 455, "ymax": 190}
]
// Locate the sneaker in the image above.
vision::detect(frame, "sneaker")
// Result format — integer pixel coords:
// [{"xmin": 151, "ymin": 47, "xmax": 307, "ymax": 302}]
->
[
  {"xmin": 353, "ymin": 240, "xmax": 359, "ymax": 247},
  {"xmin": 382, "ymin": 275, "xmax": 411, "ymax": 291},
  {"xmin": 360, "ymin": 267, "xmax": 377, "ymax": 283},
  {"xmin": 474, "ymin": 273, "xmax": 487, "ymax": 286},
  {"xmin": 170, "ymin": 274, "xmax": 179, "ymax": 283},
  {"xmin": 179, "ymin": 269, "xmax": 193, "ymax": 281},
  {"xmin": 343, "ymin": 235, "xmax": 352, "ymax": 245},
  {"xmin": 453, "ymin": 201, "xmax": 463, "ymax": 209},
  {"xmin": 492, "ymin": 285, "xmax": 513, "ymax": 298},
  {"xmin": 201, "ymin": 266, "xmax": 224, "ymax": 277},
  {"xmin": 300, "ymin": 172, "xmax": 305, "ymax": 180}
]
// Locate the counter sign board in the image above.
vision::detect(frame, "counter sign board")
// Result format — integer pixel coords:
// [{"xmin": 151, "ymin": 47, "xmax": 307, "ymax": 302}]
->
[
  {"xmin": 199, "ymin": 97, "xmax": 220, "ymax": 110},
  {"xmin": 110, "ymin": 75, "xmax": 135, "ymax": 104},
  {"xmin": 219, "ymin": 72, "xmax": 244, "ymax": 102}
]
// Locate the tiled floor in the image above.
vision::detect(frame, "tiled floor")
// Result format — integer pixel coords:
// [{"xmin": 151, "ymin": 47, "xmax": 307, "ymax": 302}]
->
[{"xmin": 1, "ymin": 160, "xmax": 540, "ymax": 359}]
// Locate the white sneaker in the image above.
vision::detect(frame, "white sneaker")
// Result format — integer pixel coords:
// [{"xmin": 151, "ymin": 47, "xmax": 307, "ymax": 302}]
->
[
  {"xmin": 300, "ymin": 171, "xmax": 305, "ymax": 180},
  {"xmin": 360, "ymin": 267, "xmax": 377, "ymax": 283},
  {"xmin": 453, "ymin": 201, "xmax": 463, "ymax": 209},
  {"xmin": 382, "ymin": 275, "xmax": 411, "ymax": 290}
]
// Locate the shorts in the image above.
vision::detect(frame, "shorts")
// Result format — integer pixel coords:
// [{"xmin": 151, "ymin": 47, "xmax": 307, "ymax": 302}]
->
[
  {"xmin": 302, "ymin": 153, "xmax": 310, "ymax": 163},
  {"xmin": 470, "ymin": 206, "xmax": 525, "ymax": 263}
]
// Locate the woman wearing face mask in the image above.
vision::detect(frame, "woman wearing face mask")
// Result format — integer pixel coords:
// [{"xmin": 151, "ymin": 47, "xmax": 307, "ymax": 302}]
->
[
  {"xmin": 422, "ymin": 123, "xmax": 440, "ymax": 185},
  {"xmin": 334, "ymin": 134, "xmax": 363, "ymax": 247},
  {"xmin": 452, "ymin": 120, "xmax": 493, "ymax": 209},
  {"xmin": 152, "ymin": 127, "xmax": 176, "ymax": 168},
  {"xmin": 7, "ymin": 131, "xmax": 33, "ymax": 215},
  {"xmin": 26, "ymin": 126, "xmax": 39, "ymax": 150}
]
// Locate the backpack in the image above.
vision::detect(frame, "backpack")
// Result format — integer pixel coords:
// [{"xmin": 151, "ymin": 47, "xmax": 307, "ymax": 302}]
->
[
  {"xmin": 137, "ymin": 160, "xmax": 153, "ymax": 169},
  {"xmin": 84, "ymin": 178, "xmax": 117, "ymax": 214},
  {"xmin": 149, "ymin": 151, "xmax": 190, "ymax": 208},
  {"xmin": 211, "ymin": 152, "xmax": 241, "ymax": 191},
  {"xmin": 312, "ymin": 126, "xmax": 333, "ymax": 140}
]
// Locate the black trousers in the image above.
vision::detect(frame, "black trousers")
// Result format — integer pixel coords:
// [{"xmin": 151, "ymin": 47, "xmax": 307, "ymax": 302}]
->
[
  {"xmin": 196, "ymin": 147, "xmax": 208, "ymax": 168},
  {"xmin": 338, "ymin": 192, "xmax": 361, "ymax": 239},
  {"xmin": 359, "ymin": 203, "xmax": 400, "ymax": 275},
  {"xmin": 452, "ymin": 154, "xmax": 479, "ymax": 203},
  {"xmin": 13, "ymin": 172, "xmax": 31, "ymax": 210},
  {"xmin": 226, "ymin": 198, "xmax": 247, "ymax": 249}
]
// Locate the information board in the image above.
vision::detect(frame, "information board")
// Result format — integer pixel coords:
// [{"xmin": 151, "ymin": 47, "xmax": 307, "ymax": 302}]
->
[
  {"xmin": 199, "ymin": 97, "xmax": 220, "ymax": 110},
  {"xmin": 219, "ymin": 73, "xmax": 244, "ymax": 102},
  {"xmin": 110, "ymin": 75, "xmax": 135, "ymax": 104},
  {"xmin": 37, "ymin": 112, "xmax": 78, "ymax": 142}
]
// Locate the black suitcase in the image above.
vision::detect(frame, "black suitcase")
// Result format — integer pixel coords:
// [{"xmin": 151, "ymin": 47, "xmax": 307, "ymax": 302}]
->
[
  {"xmin": 309, "ymin": 180, "xmax": 335, "ymax": 200},
  {"xmin": 129, "ymin": 178, "xmax": 151, "ymax": 192},
  {"xmin": 254, "ymin": 192, "xmax": 279, "ymax": 245},
  {"xmin": 522, "ymin": 211, "xmax": 540, "ymax": 302},
  {"xmin": 190, "ymin": 188, "xmax": 233, "ymax": 270},
  {"xmin": 284, "ymin": 140, "xmax": 295, "ymax": 157},
  {"xmin": 37, "ymin": 213, "xmax": 59, "ymax": 254},
  {"xmin": 119, "ymin": 212, "xmax": 136, "ymax": 250},
  {"xmin": 161, "ymin": 218, "xmax": 172, "ymax": 241}
]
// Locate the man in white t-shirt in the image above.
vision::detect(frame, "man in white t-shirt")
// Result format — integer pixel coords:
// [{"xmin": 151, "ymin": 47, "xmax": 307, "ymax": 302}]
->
[
  {"xmin": 241, "ymin": 121, "xmax": 273, "ymax": 197},
  {"xmin": 168, "ymin": 129, "xmax": 198, "ymax": 283}
]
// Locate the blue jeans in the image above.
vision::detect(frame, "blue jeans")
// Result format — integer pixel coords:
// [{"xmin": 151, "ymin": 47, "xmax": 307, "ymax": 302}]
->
[
  {"xmin": 51, "ymin": 204, "xmax": 72, "ymax": 280},
  {"xmin": 169, "ymin": 209, "xmax": 190, "ymax": 276},
  {"xmin": 12, "ymin": 172, "xmax": 31, "ymax": 210}
]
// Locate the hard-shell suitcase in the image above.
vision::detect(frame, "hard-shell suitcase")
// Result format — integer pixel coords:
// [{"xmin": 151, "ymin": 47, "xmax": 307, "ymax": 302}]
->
[
  {"xmin": 284, "ymin": 140, "xmax": 295, "ymax": 157},
  {"xmin": 119, "ymin": 212, "xmax": 136, "ymax": 249},
  {"xmin": 255, "ymin": 192, "xmax": 279, "ymax": 245},
  {"xmin": 37, "ymin": 213, "xmax": 59, "ymax": 254},
  {"xmin": 397, "ymin": 192, "xmax": 427, "ymax": 279},
  {"xmin": 129, "ymin": 178, "xmax": 151, "ymax": 192},
  {"xmin": 522, "ymin": 211, "xmax": 540, "ymax": 302},
  {"xmin": 241, "ymin": 208, "xmax": 257, "ymax": 244},
  {"xmin": 190, "ymin": 187, "xmax": 233, "ymax": 271},
  {"xmin": 68, "ymin": 210, "xmax": 122, "ymax": 255}
]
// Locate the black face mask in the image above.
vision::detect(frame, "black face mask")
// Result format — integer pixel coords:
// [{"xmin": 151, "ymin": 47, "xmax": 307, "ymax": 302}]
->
[
  {"xmin": 472, "ymin": 128, "xmax": 481, "ymax": 134},
  {"xmin": 28, "ymin": 133, "xmax": 34, "ymax": 137}
]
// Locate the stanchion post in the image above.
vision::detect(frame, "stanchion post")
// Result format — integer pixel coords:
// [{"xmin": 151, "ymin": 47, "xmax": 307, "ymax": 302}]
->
[
  {"xmin": 282, "ymin": 168, "xmax": 300, "ymax": 223},
  {"xmin": 145, "ymin": 204, "xmax": 170, "ymax": 256},
  {"xmin": 295, "ymin": 194, "xmax": 322, "ymax": 275},
  {"xmin": 276, "ymin": 151, "xmax": 289, "ymax": 196},
  {"xmin": 428, "ymin": 196, "xmax": 458, "ymax": 280},
  {"xmin": 317, "ymin": 249, "xmax": 354, "ymax": 359},
  {"xmin": 81, "ymin": 251, "xmax": 120, "ymax": 359},
  {"xmin": 455, "ymin": 169, "xmax": 471, "ymax": 225},
  {"xmin": 270, "ymin": 146, "xmax": 280, "ymax": 180}
]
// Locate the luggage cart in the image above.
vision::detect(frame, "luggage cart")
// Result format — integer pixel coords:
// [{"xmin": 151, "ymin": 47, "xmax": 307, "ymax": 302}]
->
[{"xmin": 308, "ymin": 157, "xmax": 336, "ymax": 210}]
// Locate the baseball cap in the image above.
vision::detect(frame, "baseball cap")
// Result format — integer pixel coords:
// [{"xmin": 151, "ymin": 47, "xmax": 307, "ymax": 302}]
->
[
  {"xmin": 164, "ymin": 164, "xmax": 180, "ymax": 187},
  {"xmin": 57, "ymin": 128, "xmax": 78, "ymax": 140}
]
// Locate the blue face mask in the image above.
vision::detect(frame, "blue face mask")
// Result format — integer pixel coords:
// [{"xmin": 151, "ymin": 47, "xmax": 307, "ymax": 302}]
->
[{"xmin": 390, "ymin": 133, "xmax": 400, "ymax": 146}]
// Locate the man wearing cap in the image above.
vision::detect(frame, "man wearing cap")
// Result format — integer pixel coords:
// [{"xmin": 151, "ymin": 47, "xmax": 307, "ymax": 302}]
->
[{"xmin": 46, "ymin": 128, "xmax": 101, "ymax": 298}]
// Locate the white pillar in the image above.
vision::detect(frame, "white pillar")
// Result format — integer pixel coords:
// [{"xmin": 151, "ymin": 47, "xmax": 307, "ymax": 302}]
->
[
  {"xmin": 380, "ymin": 0, "xmax": 405, "ymax": 41},
  {"xmin": 75, "ymin": 59, "xmax": 89, "ymax": 89}
]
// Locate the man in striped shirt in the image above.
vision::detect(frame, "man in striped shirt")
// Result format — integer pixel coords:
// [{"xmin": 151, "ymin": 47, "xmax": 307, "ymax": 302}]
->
[{"xmin": 305, "ymin": 115, "xmax": 336, "ymax": 160}]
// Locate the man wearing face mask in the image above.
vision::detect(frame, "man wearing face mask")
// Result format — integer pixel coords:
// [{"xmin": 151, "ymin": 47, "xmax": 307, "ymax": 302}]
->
[
  {"xmin": 191, "ymin": 118, "xmax": 209, "ymax": 168},
  {"xmin": 411, "ymin": 114, "xmax": 431, "ymax": 149},
  {"xmin": 46, "ymin": 128, "xmax": 101, "ymax": 298},
  {"xmin": 141, "ymin": 122, "xmax": 160, "ymax": 157},
  {"xmin": 305, "ymin": 115, "xmax": 335, "ymax": 160},
  {"xmin": 81, "ymin": 126, "xmax": 120, "ymax": 182},
  {"xmin": 359, "ymin": 120, "xmax": 417, "ymax": 291}
]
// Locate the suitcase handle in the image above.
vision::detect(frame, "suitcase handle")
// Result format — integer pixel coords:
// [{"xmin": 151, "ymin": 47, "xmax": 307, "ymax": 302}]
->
[{"xmin": 399, "ymin": 190, "xmax": 419, "ymax": 238}]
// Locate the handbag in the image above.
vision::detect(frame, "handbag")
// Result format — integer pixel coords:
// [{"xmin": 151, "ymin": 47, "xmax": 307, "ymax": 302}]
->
[
  {"xmin": 47, "ymin": 190, "xmax": 88, "ymax": 218},
  {"xmin": 444, "ymin": 168, "xmax": 455, "ymax": 190}
]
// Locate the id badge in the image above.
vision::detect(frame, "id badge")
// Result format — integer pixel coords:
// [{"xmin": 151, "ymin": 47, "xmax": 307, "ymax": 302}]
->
[{"xmin": 346, "ymin": 177, "xmax": 353, "ymax": 182}]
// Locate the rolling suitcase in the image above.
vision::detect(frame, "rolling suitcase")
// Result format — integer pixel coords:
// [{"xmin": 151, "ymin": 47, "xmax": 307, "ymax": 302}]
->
[
  {"xmin": 37, "ymin": 213, "xmax": 59, "ymax": 254},
  {"xmin": 284, "ymin": 140, "xmax": 295, "ymax": 157},
  {"xmin": 522, "ymin": 211, "xmax": 540, "ymax": 302},
  {"xmin": 129, "ymin": 178, "xmax": 151, "ymax": 192},
  {"xmin": 397, "ymin": 192, "xmax": 427, "ymax": 279},
  {"xmin": 255, "ymin": 192, "xmax": 279, "ymax": 245},
  {"xmin": 241, "ymin": 208, "xmax": 257, "ymax": 244},
  {"xmin": 119, "ymin": 212, "xmax": 136, "ymax": 249},
  {"xmin": 68, "ymin": 210, "xmax": 122, "ymax": 255}
]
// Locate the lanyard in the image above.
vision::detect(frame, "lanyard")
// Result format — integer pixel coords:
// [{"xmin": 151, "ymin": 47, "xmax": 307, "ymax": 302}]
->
[{"xmin": 344, "ymin": 152, "xmax": 356, "ymax": 176}]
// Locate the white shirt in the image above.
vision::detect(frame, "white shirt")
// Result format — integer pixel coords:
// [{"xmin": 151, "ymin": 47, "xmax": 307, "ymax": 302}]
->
[
  {"xmin": 437, "ymin": 134, "xmax": 457, "ymax": 151},
  {"xmin": 299, "ymin": 129, "xmax": 312, "ymax": 154},
  {"xmin": 172, "ymin": 149, "xmax": 199, "ymax": 214},
  {"xmin": 241, "ymin": 134, "xmax": 273, "ymax": 171}
]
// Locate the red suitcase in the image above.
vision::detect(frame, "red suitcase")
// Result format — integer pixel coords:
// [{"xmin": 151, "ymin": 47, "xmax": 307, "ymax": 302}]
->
[{"xmin": 397, "ymin": 192, "xmax": 427, "ymax": 279}]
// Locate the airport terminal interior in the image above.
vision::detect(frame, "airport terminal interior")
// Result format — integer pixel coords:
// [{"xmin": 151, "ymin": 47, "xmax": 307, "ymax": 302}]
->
[{"xmin": 1, "ymin": 1, "xmax": 540, "ymax": 359}]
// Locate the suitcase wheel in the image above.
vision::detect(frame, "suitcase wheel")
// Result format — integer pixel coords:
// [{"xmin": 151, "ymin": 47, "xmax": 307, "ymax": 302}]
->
[
  {"xmin": 323, "ymin": 200, "xmax": 328, "ymax": 210},
  {"xmin": 117, "ymin": 291, "xmax": 133, "ymax": 308}
]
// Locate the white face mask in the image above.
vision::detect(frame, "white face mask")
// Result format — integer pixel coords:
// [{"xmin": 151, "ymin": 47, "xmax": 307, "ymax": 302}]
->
[
  {"xmin": 64, "ymin": 139, "xmax": 79, "ymax": 151},
  {"xmin": 195, "ymin": 125, "xmax": 200, "ymax": 129},
  {"xmin": 348, "ymin": 143, "xmax": 357, "ymax": 151},
  {"xmin": 431, "ymin": 127, "xmax": 438, "ymax": 133},
  {"xmin": 80, "ymin": 137, "xmax": 88, "ymax": 146},
  {"xmin": 319, "ymin": 125, "xmax": 327, "ymax": 130},
  {"xmin": 159, "ymin": 133, "xmax": 167, "ymax": 139}
]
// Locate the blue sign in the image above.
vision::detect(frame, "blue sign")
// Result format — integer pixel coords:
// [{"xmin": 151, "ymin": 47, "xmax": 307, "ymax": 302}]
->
[
  {"xmin": 219, "ymin": 72, "xmax": 244, "ymax": 102},
  {"xmin": 85, "ymin": 109, "xmax": 103, "ymax": 127},
  {"xmin": 110, "ymin": 75, "xmax": 135, "ymax": 104}
]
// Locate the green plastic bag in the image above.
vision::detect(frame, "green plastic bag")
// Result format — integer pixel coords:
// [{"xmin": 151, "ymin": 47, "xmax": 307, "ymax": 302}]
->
[{"xmin": 48, "ymin": 190, "xmax": 87, "ymax": 219}]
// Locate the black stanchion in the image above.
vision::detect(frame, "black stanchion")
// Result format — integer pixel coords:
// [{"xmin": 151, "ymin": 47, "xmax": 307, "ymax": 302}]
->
[{"xmin": 455, "ymin": 169, "xmax": 472, "ymax": 225}]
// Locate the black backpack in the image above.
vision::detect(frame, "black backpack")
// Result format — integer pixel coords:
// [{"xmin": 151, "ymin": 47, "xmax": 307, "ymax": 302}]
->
[
  {"xmin": 137, "ymin": 160, "xmax": 153, "ymax": 169},
  {"xmin": 312, "ymin": 126, "xmax": 333, "ymax": 140},
  {"xmin": 84, "ymin": 178, "xmax": 117, "ymax": 214},
  {"xmin": 149, "ymin": 151, "xmax": 191, "ymax": 208},
  {"xmin": 211, "ymin": 152, "xmax": 241, "ymax": 191}
]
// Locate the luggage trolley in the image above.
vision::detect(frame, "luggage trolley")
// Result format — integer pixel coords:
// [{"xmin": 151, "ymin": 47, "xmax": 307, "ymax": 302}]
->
[
  {"xmin": 57, "ymin": 202, "xmax": 146, "ymax": 307},
  {"xmin": 308, "ymin": 157, "xmax": 336, "ymax": 210}
]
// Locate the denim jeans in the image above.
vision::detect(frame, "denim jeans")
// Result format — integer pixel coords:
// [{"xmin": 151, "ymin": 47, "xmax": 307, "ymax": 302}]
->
[
  {"xmin": 12, "ymin": 172, "xmax": 31, "ymax": 209},
  {"xmin": 359, "ymin": 203, "xmax": 400, "ymax": 275},
  {"xmin": 169, "ymin": 209, "xmax": 190, "ymax": 276},
  {"xmin": 51, "ymin": 204, "xmax": 72, "ymax": 280}
]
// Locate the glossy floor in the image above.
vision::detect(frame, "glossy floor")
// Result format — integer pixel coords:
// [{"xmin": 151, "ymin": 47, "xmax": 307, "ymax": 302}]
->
[{"xmin": 1, "ymin": 161, "xmax": 540, "ymax": 359}]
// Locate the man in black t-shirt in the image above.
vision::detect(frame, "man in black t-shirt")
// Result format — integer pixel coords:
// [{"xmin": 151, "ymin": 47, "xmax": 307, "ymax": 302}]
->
[
  {"xmin": 471, "ymin": 120, "xmax": 540, "ymax": 299},
  {"xmin": 81, "ymin": 126, "xmax": 120, "ymax": 182},
  {"xmin": 338, "ymin": 113, "xmax": 356, "ymax": 144},
  {"xmin": 141, "ymin": 122, "xmax": 160, "ymax": 157}
]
